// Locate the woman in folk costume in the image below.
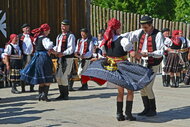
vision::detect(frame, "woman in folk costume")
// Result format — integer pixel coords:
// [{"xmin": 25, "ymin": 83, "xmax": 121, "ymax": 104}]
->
[
  {"xmin": 164, "ymin": 30, "xmax": 183, "ymax": 87},
  {"xmin": 20, "ymin": 24, "xmax": 55, "ymax": 102},
  {"xmin": 3, "ymin": 34, "xmax": 22, "ymax": 94},
  {"xmin": 178, "ymin": 30, "xmax": 190, "ymax": 82},
  {"xmin": 81, "ymin": 18, "xmax": 155, "ymax": 121}
]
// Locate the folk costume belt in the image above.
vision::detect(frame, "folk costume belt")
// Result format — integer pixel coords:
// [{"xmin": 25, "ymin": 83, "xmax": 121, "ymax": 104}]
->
[{"xmin": 103, "ymin": 55, "xmax": 128, "ymax": 71}]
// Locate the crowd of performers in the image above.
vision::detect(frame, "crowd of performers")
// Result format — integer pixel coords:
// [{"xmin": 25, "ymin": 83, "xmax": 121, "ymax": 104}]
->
[{"xmin": 0, "ymin": 16, "xmax": 190, "ymax": 121}]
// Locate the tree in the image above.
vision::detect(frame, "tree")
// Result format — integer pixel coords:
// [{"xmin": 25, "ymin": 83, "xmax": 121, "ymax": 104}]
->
[{"xmin": 91, "ymin": 0, "xmax": 190, "ymax": 23}]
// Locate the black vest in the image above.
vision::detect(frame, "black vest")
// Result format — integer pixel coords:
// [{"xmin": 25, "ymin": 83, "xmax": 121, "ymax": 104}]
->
[
  {"xmin": 105, "ymin": 36, "xmax": 127, "ymax": 57},
  {"xmin": 35, "ymin": 36, "xmax": 47, "ymax": 51},
  {"xmin": 170, "ymin": 41, "xmax": 182, "ymax": 50},
  {"xmin": 57, "ymin": 32, "xmax": 74, "ymax": 58}
]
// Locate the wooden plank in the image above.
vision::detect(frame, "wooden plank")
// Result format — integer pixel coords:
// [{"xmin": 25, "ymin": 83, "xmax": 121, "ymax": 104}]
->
[
  {"xmin": 133, "ymin": 13, "xmax": 137, "ymax": 31},
  {"xmin": 186, "ymin": 24, "xmax": 190, "ymax": 38},
  {"xmin": 183, "ymin": 23, "xmax": 186, "ymax": 37},
  {"xmin": 102, "ymin": 7, "xmax": 106, "ymax": 29},
  {"xmin": 119, "ymin": 11, "xmax": 123, "ymax": 32},
  {"xmin": 126, "ymin": 13, "xmax": 130, "ymax": 32},
  {"xmin": 158, "ymin": 19, "xmax": 162, "ymax": 31},
  {"xmin": 96, "ymin": 5, "xmax": 99, "ymax": 36},
  {"xmin": 123, "ymin": 12, "xmax": 127, "ymax": 32},
  {"xmin": 98, "ymin": 6, "xmax": 102, "ymax": 30}
]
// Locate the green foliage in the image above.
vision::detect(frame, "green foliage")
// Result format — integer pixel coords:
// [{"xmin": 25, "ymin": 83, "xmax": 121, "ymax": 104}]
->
[{"xmin": 91, "ymin": 0, "xmax": 190, "ymax": 23}]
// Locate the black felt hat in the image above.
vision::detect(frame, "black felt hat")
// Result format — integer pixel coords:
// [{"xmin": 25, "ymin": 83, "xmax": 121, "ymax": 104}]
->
[
  {"xmin": 161, "ymin": 28, "xmax": 170, "ymax": 33},
  {"xmin": 61, "ymin": 19, "xmax": 70, "ymax": 25},
  {"xmin": 80, "ymin": 28, "xmax": 89, "ymax": 33},
  {"xmin": 21, "ymin": 23, "xmax": 30, "ymax": 28},
  {"xmin": 140, "ymin": 16, "xmax": 153, "ymax": 24}
]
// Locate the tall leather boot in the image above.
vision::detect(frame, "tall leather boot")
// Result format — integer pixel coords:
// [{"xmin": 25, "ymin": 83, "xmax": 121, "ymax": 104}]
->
[
  {"xmin": 146, "ymin": 98, "xmax": 157, "ymax": 117},
  {"xmin": 78, "ymin": 83, "xmax": 88, "ymax": 90},
  {"xmin": 63, "ymin": 86, "xmax": 69, "ymax": 100},
  {"xmin": 138, "ymin": 96, "xmax": 150, "ymax": 116},
  {"xmin": 116, "ymin": 102, "xmax": 125, "ymax": 121},
  {"xmin": 55, "ymin": 85, "xmax": 65, "ymax": 100},
  {"xmin": 68, "ymin": 80, "xmax": 75, "ymax": 91},
  {"xmin": 175, "ymin": 76, "xmax": 180, "ymax": 88},
  {"xmin": 162, "ymin": 75, "xmax": 167, "ymax": 87},
  {"xmin": 125, "ymin": 101, "xmax": 136, "ymax": 121},
  {"xmin": 42, "ymin": 86, "xmax": 51, "ymax": 102},
  {"xmin": 166, "ymin": 75, "xmax": 171, "ymax": 87},
  {"xmin": 30, "ymin": 85, "xmax": 35, "ymax": 92},
  {"xmin": 38, "ymin": 86, "xmax": 44, "ymax": 101},
  {"xmin": 21, "ymin": 81, "xmax": 26, "ymax": 92},
  {"xmin": 11, "ymin": 82, "xmax": 21, "ymax": 94},
  {"xmin": 170, "ymin": 76, "xmax": 176, "ymax": 88}
]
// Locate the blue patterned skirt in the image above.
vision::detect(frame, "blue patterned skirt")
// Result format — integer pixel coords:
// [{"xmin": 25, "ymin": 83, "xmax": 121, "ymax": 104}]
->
[
  {"xmin": 81, "ymin": 58, "xmax": 155, "ymax": 91},
  {"xmin": 20, "ymin": 51, "xmax": 53, "ymax": 85}
]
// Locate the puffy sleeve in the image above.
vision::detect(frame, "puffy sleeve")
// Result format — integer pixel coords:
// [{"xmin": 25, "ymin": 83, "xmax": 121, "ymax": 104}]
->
[
  {"xmin": 120, "ymin": 37, "xmax": 133, "ymax": 52},
  {"xmin": 4, "ymin": 45, "xmax": 12, "ymax": 56},
  {"xmin": 42, "ymin": 37, "xmax": 54, "ymax": 50}
]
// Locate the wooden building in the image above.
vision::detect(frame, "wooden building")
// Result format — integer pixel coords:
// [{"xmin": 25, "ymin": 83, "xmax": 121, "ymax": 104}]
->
[{"xmin": 0, "ymin": 0, "xmax": 90, "ymax": 47}]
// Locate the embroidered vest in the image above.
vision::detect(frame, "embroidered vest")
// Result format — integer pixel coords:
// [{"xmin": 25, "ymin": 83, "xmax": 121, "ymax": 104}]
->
[{"xmin": 138, "ymin": 29, "xmax": 163, "ymax": 66}]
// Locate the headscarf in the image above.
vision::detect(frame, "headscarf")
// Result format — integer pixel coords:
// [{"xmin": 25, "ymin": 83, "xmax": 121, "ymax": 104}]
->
[
  {"xmin": 171, "ymin": 30, "xmax": 181, "ymax": 46},
  {"xmin": 8, "ymin": 34, "xmax": 17, "ymax": 44},
  {"xmin": 31, "ymin": 23, "xmax": 50, "ymax": 39},
  {"xmin": 100, "ymin": 18, "xmax": 121, "ymax": 48}
]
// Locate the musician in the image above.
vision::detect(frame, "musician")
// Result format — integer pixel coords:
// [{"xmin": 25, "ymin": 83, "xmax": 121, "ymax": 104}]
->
[{"xmin": 53, "ymin": 19, "xmax": 76, "ymax": 100}]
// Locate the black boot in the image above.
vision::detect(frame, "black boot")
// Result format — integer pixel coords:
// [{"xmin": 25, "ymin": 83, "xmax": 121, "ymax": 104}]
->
[
  {"xmin": 146, "ymin": 99, "xmax": 157, "ymax": 117},
  {"xmin": 116, "ymin": 102, "xmax": 125, "ymax": 121},
  {"xmin": 175, "ymin": 76, "xmax": 180, "ymax": 88},
  {"xmin": 68, "ymin": 80, "xmax": 75, "ymax": 91},
  {"xmin": 11, "ymin": 82, "xmax": 21, "ymax": 94},
  {"xmin": 170, "ymin": 77, "xmax": 176, "ymax": 88},
  {"xmin": 38, "ymin": 86, "xmax": 44, "ymax": 101},
  {"xmin": 125, "ymin": 101, "xmax": 136, "ymax": 121},
  {"xmin": 138, "ymin": 96, "xmax": 150, "ymax": 116},
  {"xmin": 30, "ymin": 85, "xmax": 35, "ymax": 92},
  {"xmin": 78, "ymin": 83, "xmax": 88, "ymax": 90},
  {"xmin": 21, "ymin": 81, "xmax": 26, "ymax": 93},
  {"xmin": 63, "ymin": 86, "xmax": 69, "ymax": 100},
  {"xmin": 166, "ymin": 75, "xmax": 171, "ymax": 87},
  {"xmin": 42, "ymin": 86, "xmax": 51, "ymax": 102},
  {"xmin": 162, "ymin": 75, "xmax": 167, "ymax": 87},
  {"xmin": 55, "ymin": 85, "xmax": 64, "ymax": 100}
]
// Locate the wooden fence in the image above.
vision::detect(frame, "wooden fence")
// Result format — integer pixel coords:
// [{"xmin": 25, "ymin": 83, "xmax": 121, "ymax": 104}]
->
[
  {"xmin": 0, "ymin": 0, "xmax": 90, "ymax": 47},
  {"xmin": 90, "ymin": 4, "xmax": 190, "ymax": 38},
  {"xmin": 90, "ymin": 4, "xmax": 190, "ymax": 73}
]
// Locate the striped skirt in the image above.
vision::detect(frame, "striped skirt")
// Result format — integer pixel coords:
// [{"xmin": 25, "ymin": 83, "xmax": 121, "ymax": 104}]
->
[
  {"xmin": 20, "ymin": 51, "xmax": 54, "ymax": 85},
  {"xmin": 81, "ymin": 58, "xmax": 155, "ymax": 91},
  {"xmin": 164, "ymin": 53, "xmax": 183, "ymax": 73}
]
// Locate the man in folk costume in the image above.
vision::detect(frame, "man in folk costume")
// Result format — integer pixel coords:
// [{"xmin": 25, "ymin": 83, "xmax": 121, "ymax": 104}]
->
[
  {"xmin": 161, "ymin": 28, "xmax": 172, "ymax": 87},
  {"xmin": 178, "ymin": 30, "xmax": 190, "ymax": 83},
  {"xmin": 18, "ymin": 23, "xmax": 35, "ymax": 92},
  {"xmin": 81, "ymin": 18, "xmax": 155, "ymax": 121},
  {"xmin": 164, "ymin": 30, "xmax": 186, "ymax": 87},
  {"xmin": 75, "ymin": 28, "xmax": 94, "ymax": 90},
  {"xmin": 3, "ymin": 34, "xmax": 22, "ymax": 94},
  {"xmin": 53, "ymin": 19, "xmax": 76, "ymax": 100},
  {"xmin": 126, "ymin": 16, "xmax": 164, "ymax": 117}
]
